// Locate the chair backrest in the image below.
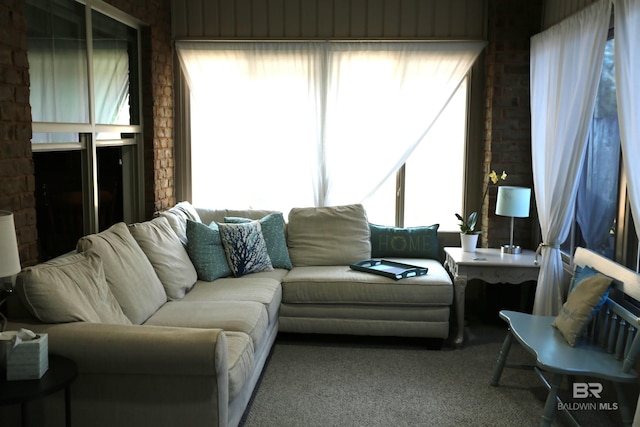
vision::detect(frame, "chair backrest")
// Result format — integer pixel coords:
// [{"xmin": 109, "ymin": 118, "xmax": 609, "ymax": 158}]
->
[
  {"xmin": 573, "ymin": 247, "xmax": 640, "ymax": 302},
  {"xmin": 572, "ymin": 247, "xmax": 640, "ymax": 373}
]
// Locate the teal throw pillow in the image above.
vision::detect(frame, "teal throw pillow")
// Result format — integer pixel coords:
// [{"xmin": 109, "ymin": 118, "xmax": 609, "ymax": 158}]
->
[
  {"xmin": 369, "ymin": 223, "xmax": 439, "ymax": 260},
  {"xmin": 186, "ymin": 219, "xmax": 232, "ymax": 281},
  {"xmin": 217, "ymin": 221, "xmax": 274, "ymax": 277},
  {"xmin": 224, "ymin": 212, "xmax": 293, "ymax": 269}
]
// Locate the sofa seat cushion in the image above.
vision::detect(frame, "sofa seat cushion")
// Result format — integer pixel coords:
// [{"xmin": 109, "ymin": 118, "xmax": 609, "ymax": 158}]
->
[
  {"xmin": 144, "ymin": 301, "xmax": 268, "ymax": 349},
  {"xmin": 225, "ymin": 331, "xmax": 255, "ymax": 401},
  {"xmin": 183, "ymin": 278, "xmax": 282, "ymax": 324},
  {"xmin": 279, "ymin": 303, "xmax": 450, "ymax": 323},
  {"xmin": 282, "ymin": 259, "xmax": 452, "ymax": 306},
  {"xmin": 77, "ymin": 222, "xmax": 168, "ymax": 325},
  {"xmin": 278, "ymin": 306, "xmax": 451, "ymax": 338},
  {"xmin": 240, "ymin": 268, "xmax": 289, "ymax": 282}
]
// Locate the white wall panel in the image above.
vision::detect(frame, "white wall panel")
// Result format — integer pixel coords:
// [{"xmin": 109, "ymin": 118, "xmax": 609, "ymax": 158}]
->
[
  {"xmin": 171, "ymin": 0, "xmax": 488, "ymax": 39},
  {"xmin": 542, "ymin": 0, "xmax": 600, "ymax": 29}
]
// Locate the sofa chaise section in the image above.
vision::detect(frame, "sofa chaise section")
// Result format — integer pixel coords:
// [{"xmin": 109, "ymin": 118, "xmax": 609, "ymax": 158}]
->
[
  {"xmin": 279, "ymin": 204, "xmax": 454, "ymax": 340},
  {"xmin": 280, "ymin": 259, "xmax": 453, "ymax": 338}
]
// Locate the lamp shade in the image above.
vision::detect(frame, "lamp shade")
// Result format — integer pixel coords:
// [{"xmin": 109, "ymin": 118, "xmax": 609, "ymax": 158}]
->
[
  {"xmin": 495, "ymin": 186, "xmax": 531, "ymax": 218},
  {"xmin": 0, "ymin": 211, "xmax": 21, "ymax": 278}
]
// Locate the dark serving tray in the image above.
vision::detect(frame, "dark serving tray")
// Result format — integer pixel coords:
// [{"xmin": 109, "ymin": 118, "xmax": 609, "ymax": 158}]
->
[{"xmin": 349, "ymin": 259, "xmax": 428, "ymax": 281}]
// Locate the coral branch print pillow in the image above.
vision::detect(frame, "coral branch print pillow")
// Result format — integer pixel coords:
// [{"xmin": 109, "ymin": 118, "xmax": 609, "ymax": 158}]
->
[{"xmin": 217, "ymin": 221, "xmax": 273, "ymax": 277}]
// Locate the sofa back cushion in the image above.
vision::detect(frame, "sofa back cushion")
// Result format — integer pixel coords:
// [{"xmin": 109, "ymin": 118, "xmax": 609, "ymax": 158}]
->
[
  {"xmin": 196, "ymin": 208, "xmax": 277, "ymax": 225},
  {"xmin": 287, "ymin": 204, "xmax": 371, "ymax": 266},
  {"xmin": 128, "ymin": 217, "xmax": 198, "ymax": 300},
  {"xmin": 16, "ymin": 252, "xmax": 131, "ymax": 324},
  {"xmin": 157, "ymin": 201, "xmax": 202, "ymax": 245},
  {"xmin": 77, "ymin": 222, "xmax": 168, "ymax": 324}
]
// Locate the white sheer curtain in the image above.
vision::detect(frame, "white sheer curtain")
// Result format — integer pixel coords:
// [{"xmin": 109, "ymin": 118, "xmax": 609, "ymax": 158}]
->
[
  {"xmin": 615, "ymin": 0, "xmax": 640, "ymax": 248},
  {"xmin": 320, "ymin": 42, "xmax": 484, "ymax": 207},
  {"xmin": 28, "ymin": 40, "xmax": 90, "ymax": 125},
  {"xmin": 615, "ymin": 3, "xmax": 640, "ymax": 423},
  {"xmin": 576, "ymin": 105, "xmax": 620, "ymax": 252},
  {"xmin": 177, "ymin": 42, "xmax": 324, "ymax": 212},
  {"xmin": 29, "ymin": 39, "xmax": 131, "ymax": 141},
  {"xmin": 93, "ymin": 40, "xmax": 130, "ymax": 125},
  {"xmin": 176, "ymin": 41, "xmax": 484, "ymax": 213},
  {"xmin": 530, "ymin": 0, "xmax": 611, "ymax": 316}
]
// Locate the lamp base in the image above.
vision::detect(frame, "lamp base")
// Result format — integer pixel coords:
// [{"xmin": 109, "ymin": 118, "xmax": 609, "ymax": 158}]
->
[{"xmin": 501, "ymin": 244, "xmax": 522, "ymax": 254}]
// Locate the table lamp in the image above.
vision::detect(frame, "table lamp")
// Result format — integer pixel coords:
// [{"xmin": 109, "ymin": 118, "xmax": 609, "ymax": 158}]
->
[
  {"xmin": 0, "ymin": 211, "xmax": 21, "ymax": 332},
  {"xmin": 495, "ymin": 186, "xmax": 531, "ymax": 254}
]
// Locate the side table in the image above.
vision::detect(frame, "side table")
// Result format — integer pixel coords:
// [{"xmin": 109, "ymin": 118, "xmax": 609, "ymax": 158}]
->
[
  {"xmin": 444, "ymin": 247, "xmax": 540, "ymax": 346},
  {"xmin": 0, "ymin": 354, "xmax": 77, "ymax": 427}
]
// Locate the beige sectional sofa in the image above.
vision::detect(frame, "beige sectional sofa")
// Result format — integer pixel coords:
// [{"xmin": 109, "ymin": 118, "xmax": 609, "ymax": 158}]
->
[{"xmin": 2, "ymin": 202, "xmax": 453, "ymax": 427}]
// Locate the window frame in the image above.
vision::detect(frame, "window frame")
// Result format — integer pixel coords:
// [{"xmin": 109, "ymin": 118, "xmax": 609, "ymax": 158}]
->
[
  {"xmin": 28, "ymin": 0, "xmax": 145, "ymax": 236},
  {"xmin": 561, "ymin": 29, "xmax": 640, "ymax": 271},
  {"xmin": 174, "ymin": 47, "xmax": 486, "ymax": 237},
  {"xmin": 388, "ymin": 73, "xmax": 475, "ymax": 229}
]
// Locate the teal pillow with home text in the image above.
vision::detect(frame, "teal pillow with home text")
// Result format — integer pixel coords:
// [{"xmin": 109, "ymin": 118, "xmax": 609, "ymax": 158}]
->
[{"xmin": 369, "ymin": 223, "xmax": 439, "ymax": 260}]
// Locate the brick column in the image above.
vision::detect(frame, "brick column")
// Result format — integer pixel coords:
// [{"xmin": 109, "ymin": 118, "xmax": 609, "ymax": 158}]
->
[
  {"xmin": 0, "ymin": 0, "xmax": 37, "ymax": 266},
  {"xmin": 482, "ymin": 0, "xmax": 542, "ymax": 250},
  {"xmin": 106, "ymin": 0, "xmax": 174, "ymax": 216}
]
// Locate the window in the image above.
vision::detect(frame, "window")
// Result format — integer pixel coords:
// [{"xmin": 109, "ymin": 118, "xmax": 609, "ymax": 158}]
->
[
  {"xmin": 562, "ymin": 37, "xmax": 639, "ymax": 269},
  {"xmin": 362, "ymin": 78, "xmax": 467, "ymax": 229},
  {"xmin": 26, "ymin": 0, "xmax": 143, "ymax": 260},
  {"xmin": 178, "ymin": 41, "xmax": 481, "ymax": 229}
]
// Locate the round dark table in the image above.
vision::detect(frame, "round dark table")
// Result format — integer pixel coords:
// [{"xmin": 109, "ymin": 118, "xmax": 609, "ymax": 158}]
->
[{"xmin": 0, "ymin": 354, "xmax": 77, "ymax": 427}]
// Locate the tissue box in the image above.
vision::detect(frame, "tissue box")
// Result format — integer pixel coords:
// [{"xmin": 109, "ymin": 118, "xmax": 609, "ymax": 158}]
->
[{"xmin": 6, "ymin": 333, "xmax": 49, "ymax": 380}]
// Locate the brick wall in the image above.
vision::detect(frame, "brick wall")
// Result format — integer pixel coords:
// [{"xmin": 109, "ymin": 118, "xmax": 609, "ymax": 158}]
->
[
  {"xmin": 482, "ymin": 0, "xmax": 543, "ymax": 250},
  {"xmin": 0, "ymin": 0, "xmax": 37, "ymax": 266},
  {"xmin": 105, "ymin": 0, "xmax": 174, "ymax": 216}
]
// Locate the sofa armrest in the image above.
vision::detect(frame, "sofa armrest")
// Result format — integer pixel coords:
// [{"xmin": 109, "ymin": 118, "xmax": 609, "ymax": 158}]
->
[{"xmin": 7, "ymin": 321, "xmax": 227, "ymax": 376}]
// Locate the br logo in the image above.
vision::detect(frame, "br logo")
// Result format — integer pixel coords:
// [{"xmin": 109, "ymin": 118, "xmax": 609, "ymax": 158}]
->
[{"xmin": 573, "ymin": 382, "xmax": 603, "ymax": 399}]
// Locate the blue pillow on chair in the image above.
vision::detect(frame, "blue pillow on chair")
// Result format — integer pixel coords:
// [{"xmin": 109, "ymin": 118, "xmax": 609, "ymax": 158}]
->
[
  {"xmin": 569, "ymin": 265, "xmax": 613, "ymax": 315},
  {"xmin": 552, "ymin": 265, "xmax": 614, "ymax": 346}
]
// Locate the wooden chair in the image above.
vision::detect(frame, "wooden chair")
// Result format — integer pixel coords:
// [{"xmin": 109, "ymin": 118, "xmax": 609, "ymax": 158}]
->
[{"xmin": 490, "ymin": 247, "xmax": 640, "ymax": 427}]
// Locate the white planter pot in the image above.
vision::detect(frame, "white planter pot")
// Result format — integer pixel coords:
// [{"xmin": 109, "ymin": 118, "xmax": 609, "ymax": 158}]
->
[{"xmin": 460, "ymin": 233, "xmax": 479, "ymax": 253}]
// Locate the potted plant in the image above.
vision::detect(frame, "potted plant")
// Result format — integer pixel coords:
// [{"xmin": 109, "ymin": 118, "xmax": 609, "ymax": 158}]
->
[{"xmin": 456, "ymin": 170, "xmax": 507, "ymax": 252}]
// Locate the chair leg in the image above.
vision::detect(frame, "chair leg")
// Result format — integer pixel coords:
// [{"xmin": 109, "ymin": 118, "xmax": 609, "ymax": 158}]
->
[
  {"xmin": 490, "ymin": 330, "xmax": 513, "ymax": 386},
  {"xmin": 540, "ymin": 373, "xmax": 563, "ymax": 427},
  {"xmin": 614, "ymin": 382, "xmax": 633, "ymax": 427}
]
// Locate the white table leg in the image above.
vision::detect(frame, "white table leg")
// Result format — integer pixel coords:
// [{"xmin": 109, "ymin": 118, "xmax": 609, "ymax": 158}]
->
[{"xmin": 453, "ymin": 276, "xmax": 467, "ymax": 346}]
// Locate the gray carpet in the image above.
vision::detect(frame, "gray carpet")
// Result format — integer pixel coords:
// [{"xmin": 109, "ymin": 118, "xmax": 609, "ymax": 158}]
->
[{"xmin": 240, "ymin": 321, "xmax": 632, "ymax": 427}]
